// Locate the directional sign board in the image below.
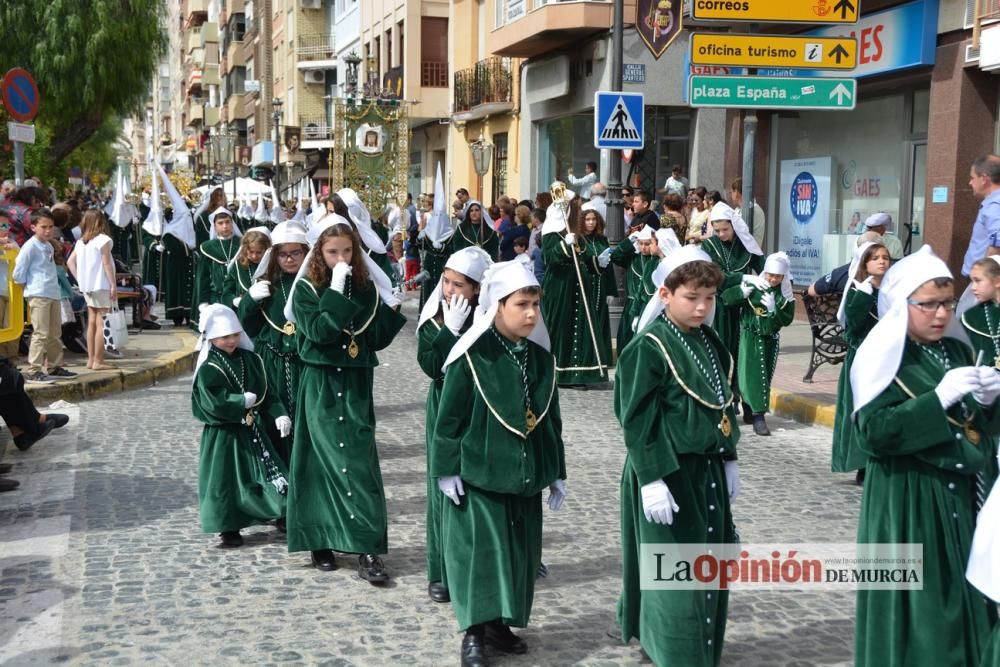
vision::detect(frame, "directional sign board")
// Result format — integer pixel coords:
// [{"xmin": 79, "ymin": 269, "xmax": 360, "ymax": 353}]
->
[
  {"xmin": 594, "ymin": 91, "xmax": 644, "ymax": 150},
  {"xmin": 691, "ymin": 0, "xmax": 858, "ymax": 24},
  {"xmin": 690, "ymin": 34, "xmax": 857, "ymax": 70},
  {"xmin": 1, "ymin": 68, "xmax": 39, "ymax": 123},
  {"xmin": 689, "ymin": 75, "xmax": 856, "ymax": 110}
]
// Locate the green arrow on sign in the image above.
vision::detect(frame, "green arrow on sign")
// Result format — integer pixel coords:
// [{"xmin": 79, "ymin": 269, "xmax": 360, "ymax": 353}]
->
[{"xmin": 688, "ymin": 75, "xmax": 857, "ymax": 110}]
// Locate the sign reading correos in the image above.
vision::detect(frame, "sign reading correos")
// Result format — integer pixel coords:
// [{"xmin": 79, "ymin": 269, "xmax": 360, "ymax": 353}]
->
[
  {"xmin": 691, "ymin": 0, "xmax": 858, "ymax": 24},
  {"xmin": 689, "ymin": 75, "xmax": 856, "ymax": 110},
  {"xmin": 690, "ymin": 34, "xmax": 857, "ymax": 70}
]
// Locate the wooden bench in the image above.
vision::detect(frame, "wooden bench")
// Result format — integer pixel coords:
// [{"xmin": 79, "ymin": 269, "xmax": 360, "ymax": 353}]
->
[{"xmin": 801, "ymin": 292, "xmax": 847, "ymax": 382}]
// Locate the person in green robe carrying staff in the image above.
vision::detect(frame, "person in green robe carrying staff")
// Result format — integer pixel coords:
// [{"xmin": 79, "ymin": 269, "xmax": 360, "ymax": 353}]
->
[
  {"xmin": 719, "ymin": 251, "xmax": 796, "ymax": 436},
  {"xmin": 284, "ymin": 216, "xmax": 405, "ymax": 582},
  {"xmin": 850, "ymin": 245, "xmax": 1000, "ymax": 667},
  {"xmin": 191, "ymin": 304, "xmax": 291, "ymax": 549},
  {"xmin": 416, "ymin": 246, "xmax": 493, "ymax": 605},
  {"xmin": 431, "ymin": 255, "xmax": 567, "ymax": 667},
  {"xmin": 615, "ymin": 245, "xmax": 741, "ymax": 667}
]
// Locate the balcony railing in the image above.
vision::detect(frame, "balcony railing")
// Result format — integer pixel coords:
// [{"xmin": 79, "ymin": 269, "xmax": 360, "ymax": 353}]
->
[
  {"xmin": 296, "ymin": 33, "xmax": 336, "ymax": 60},
  {"xmin": 974, "ymin": 0, "xmax": 1000, "ymax": 49},
  {"xmin": 300, "ymin": 117, "xmax": 333, "ymax": 141},
  {"xmin": 453, "ymin": 57, "xmax": 513, "ymax": 112},
  {"xmin": 421, "ymin": 61, "xmax": 449, "ymax": 88}
]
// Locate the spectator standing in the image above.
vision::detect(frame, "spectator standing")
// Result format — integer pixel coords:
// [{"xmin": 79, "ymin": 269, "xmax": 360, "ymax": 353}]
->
[
  {"xmin": 499, "ymin": 204, "xmax": 529, "ymax": 261},
  {"xmin": 858, "ymin": 212, "xmax": 904, "ymax": 261},
  {"xmin": 567, "ymin": 161, "xmax": 599, "ymax": 200},
  {"xmin": 588, "ymin": 182, "xmax": 608, "ymax": 221},
  {"xmin": 730, "ymin": 177, "xmax": 767, "ymax": 252},
  {"xmin": 962, "ymin": 153, "xmax": 1000, "ymax": 276},
  {"xmin": 662, "ymin": 165, "xmax": 689, "ymax": 198},
  {"xmin": 11, "ymin": 210, "xmax": 77, "ymax": 382},
  {"xmin": 68, "ymin": 210, "xmax": 118, "ymax": 370},
  {"xmin": 627, "ymin": 190, "xmax": 660, "ymax": 233}
]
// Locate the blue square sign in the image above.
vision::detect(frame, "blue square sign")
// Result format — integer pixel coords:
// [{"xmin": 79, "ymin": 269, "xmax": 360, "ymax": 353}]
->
[{"xmin": 594, "ymin": 91, "xmax": 644, "ymax": 150}]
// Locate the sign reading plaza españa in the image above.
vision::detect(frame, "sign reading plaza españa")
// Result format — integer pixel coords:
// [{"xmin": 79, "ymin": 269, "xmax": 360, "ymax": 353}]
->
[
  {"xmin": 688, "ymin": 75, "xmax": 857, "ymax": 110},
  {"xmin": 691, "ymin": 0, "xmax": 858, "ymax": 24},
  {"xmin": 690, "ymin": 34, "xmax": 857, "ymax": 70}
]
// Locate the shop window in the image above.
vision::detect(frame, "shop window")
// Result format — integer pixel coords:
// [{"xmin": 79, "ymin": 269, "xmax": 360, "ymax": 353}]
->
[
  {"xmin": 912, "ymin": 89, "xmax": 929, "ymax": 136},
  {"xmin": 421, "ymin": 18, "xmax": 448, "ymax": 87},
  {"xmin": 537, "ymin": 114, "xmax": 600, "ymax": 194},
  {"xmin": 492, "ymin": 133, "xmax": 509, "ymax": 199}
]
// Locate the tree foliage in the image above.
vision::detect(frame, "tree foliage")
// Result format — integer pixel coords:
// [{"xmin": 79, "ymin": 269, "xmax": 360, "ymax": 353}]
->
[{"xmin": 0, "ymin": 0, "xmax": 168, "ymax": 163}]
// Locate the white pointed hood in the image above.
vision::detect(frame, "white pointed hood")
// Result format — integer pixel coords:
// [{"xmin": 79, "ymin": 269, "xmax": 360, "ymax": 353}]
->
[
  {"xmin": 141, "ymin": 160, "xmax": 164, "ymax": 237},
  {"xmin": 157, "ymin": 161, "xmax": 197, "ymax": 249},
  {"xmin": 424, "ymin": 162, "xmax": 455, "ymax": 244},
  {"xmin": 337, "ymin": 187, "xmax": 387, "ymax": 254}
]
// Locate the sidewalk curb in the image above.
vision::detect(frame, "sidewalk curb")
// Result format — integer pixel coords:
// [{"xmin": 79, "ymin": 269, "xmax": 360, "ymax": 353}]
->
[
  {"xmin": 770, "ymin": 386, "xmax": 837, "ymax": 429},
  {"xmin": 24, "ymin": 331, "xmax": 199, "ymax": 404}
]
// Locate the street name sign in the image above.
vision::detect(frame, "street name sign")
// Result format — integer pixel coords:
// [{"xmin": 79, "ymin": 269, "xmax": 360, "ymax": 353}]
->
[
  {"xmin": 7, "ymin": 122, "xmax": 35, "ymax": 144},
  {"xmin": 689, "ymin": 75, "xmax": 857, "ymax": 110},
  {"xmin": 690, "ymin": 34, "xmax": 857, "ymax": 70},
  {"xmin": 594, "ymin": 91, "xmax": 644, "ymax": 150},
  {"xmin": 691, "ymin": 0, "xmax": 858, "ymax": 24}
]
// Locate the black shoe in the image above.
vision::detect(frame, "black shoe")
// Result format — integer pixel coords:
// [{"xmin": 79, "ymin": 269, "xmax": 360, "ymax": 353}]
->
[
  {"xmin": 310, "ymin": 549, "xmax": 336, "ymax": 571},
  {"xmin": 0, "ymin": 463, "xmax": 13, "ymax": 474},
  {"xmin": 428, "ymin": 581, "xmax": 450, "ymax": 603},
  {"xmin": 46, "ymin": 413, "xmax": 69, "ymax": 429},
  {"xmin": 23, "ymin": 371, "xmax": 53, "ymax": 384},
  {"xmin": 47, "ymin": 367, "xmax": 78, "ymax": 378},
  {"xmin": 13, "ymin": 419, "xmax": 55, "ymax": 451},
  {"xmin": 461, "ymin": 633, "xmax": 488, "ymax": 667},
  {"xmin": 742, "ymin": 402, "xmax": 754, "ymax": 424},
  {"xmin": 752, "ymin": 414, "xmax": 771, "ymax": 436},
  {"xmin": 484, "ymin": 620, "xmax": 528, "ymax": 654},
  {"xmin": 219, "ymin": 531, "xmax": 243, "ymax": 548},
  {"xmin": 358, "ymin": 554, "xmax": 389, "ymax": 583},
  {"xmin": 0, "ymin": 478, "xmax": 19, "ymax": 492},
  {"xmin": 855, "ymin": 468, "xmax": 866, "ymax": 486},
  {"xmin": 275, "ymin": 517, "xmax": 287, "ymax": 533}
]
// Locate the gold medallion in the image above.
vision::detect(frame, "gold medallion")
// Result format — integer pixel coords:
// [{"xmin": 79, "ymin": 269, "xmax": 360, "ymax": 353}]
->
[
  {"xmin": 754, "ymin": 307, "xmax": 768, "ymax": 317},
  {"xmin": 283, "ymin": 321, "xmax": 296, "ymax": 336},
  {"xmin": 245, "ymin": 411, "xmax": 255, "ymax": 426},
  {"xmin": 526, "ymin": 409, "xmax": 538, "ymax": 433},
  {"xmin": 965, "ymin": 420, "xmax": 982, "ymax": 446},
  {"xmin": 994, "ymin": 356, "xmax": 1000, "ymax": 370},
  {"xmin": 348, "ymin": 338, "xmax": 360, "ymax": 359},
  {"xmin": 719, "ymin": 414, "xmax": 732, "ymax": 438}
]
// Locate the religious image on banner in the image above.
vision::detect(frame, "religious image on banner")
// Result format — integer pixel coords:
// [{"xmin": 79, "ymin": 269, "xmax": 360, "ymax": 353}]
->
[
  {"xmin": 333, "ymin": 99, "xmax": 410, "ymax": 214},
  {"xmin": 285, "ymin": 126, "xmax": 301, "ymax": 152},
  {"xmin": 636, "ymin": 0, "xmax": 682, "ymax": 59},
  {"xmin": 355, "ymin": 123, "xmax": 385, "ymax": 155}
]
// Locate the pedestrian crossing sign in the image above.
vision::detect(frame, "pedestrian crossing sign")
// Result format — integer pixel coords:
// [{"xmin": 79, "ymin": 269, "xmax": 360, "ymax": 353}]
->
[{"xmin": 594, "ymin": 91, "xmax": 644, "ymax": 150}]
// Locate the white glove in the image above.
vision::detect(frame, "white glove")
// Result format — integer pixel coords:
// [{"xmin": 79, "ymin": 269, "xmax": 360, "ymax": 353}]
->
[
  {"xmin": 631, "ymin": 316, "xmax": 639, "ymax": 332},
  {"xmin": 243, "ymin": 391, "xmax": 258, "ymax": 408},
  {"xmin": 853, "ymin": 276, "xmax": 874, "ymax": 295},
  {"xmin": 752, "ymin": 274, "xmax": 771, "ymax": 291},
  {"xmin": 724, "ymin": 461, "xmax": 741, "ymax": 501},
  {"xmin": 548, "ymin": 479, "xmax": 567, "ymax": 511},
  {"xmin": 432, "ymin": 240, "xmax": 443, "ymax": 250},
  {"xmin": 563, "ymin": 232, "xmax": 576, "ymax": 247},
  {"xmin": 438, "ymin": 475, "xmax": 465, "ymax": 506},
  {"xmin": 275, "ymin": 416, "xmax": 292, "ymax": 438},
  {"xmin": 330, "ymin": 262, "xmax": 352, "ymax": 293},
  {"xmin": 628, "ymin": 231, "xmax": 641, "ymax": 243},
  {"xmin": 739, "ymin": 283, "xmax": 754, "ymax": 298},
  {"xmin": 442, "ymin": 294, "xmax": 470, "ymax": 336},
  {"xmin": 597, "ymin": 247, "xmax": 612, "ymax": 268},
  {"xmin": 232, "ymin": 296, "xmax": 242, "ymax": 308},
  {"xmin": 760, "ymin": 292, "xmax": 776, "ymax": 313},
  {"xmin": 417, "ymin": 228, "xmax": 427, "ymax": 240},
  {"xmin": 973, "ymin": 366, "xmax": 1000, "ymax": 406},
  {"xmin": 154, "ymin": 243, "xmax": 165, "ymax": 252},
  {"xmin": 248, "ymin": 280, "xmax": 271, "ymax": 302},
  {"xmin": 641, "ymin": 479, "xmax": 680, "ymax": 525},
  {"xmin": 383, "ymin": 290, "xmax": 402, "ymax": 308},
  {"xmin": 934, "ymin": 367, "xmax": 980, "ymax": 410}
]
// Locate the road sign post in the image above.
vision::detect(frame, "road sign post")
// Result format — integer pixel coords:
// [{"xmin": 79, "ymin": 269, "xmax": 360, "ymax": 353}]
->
[
  {"xmin": 2, "ymin": 68, "xmax": 40, "ymax": 187},
  {"xmin": 689, "ymin": 75, "xmax": 857, "ymax": 110}
]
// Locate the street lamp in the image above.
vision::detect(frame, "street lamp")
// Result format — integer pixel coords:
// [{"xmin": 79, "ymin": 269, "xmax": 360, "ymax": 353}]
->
[
  {"xmin": 469, "ymin": 133, "xmax": 493, "ymax": 202},
  {"xmin": 344, "ymin": 51, "xmax": 362, "ymax": 96},
  {"xmin": 272, "ymin": 97, "xmax": 284, "ymax": 199},
  {"xmin": 213, "ymin": 125, "xmax": 236, "ymax": 202}
]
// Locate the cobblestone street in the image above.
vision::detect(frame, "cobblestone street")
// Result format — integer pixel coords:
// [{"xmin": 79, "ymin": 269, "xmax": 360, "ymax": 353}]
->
[{"xmin": 0, "ymin": 301, "xmax": 860, "ymax": 666}]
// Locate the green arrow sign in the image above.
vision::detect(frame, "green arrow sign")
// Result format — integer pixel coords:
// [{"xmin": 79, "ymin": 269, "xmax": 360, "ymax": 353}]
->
[{"xmin": 689, "ymin": 75, "xmax": 857, "ymax": 110}]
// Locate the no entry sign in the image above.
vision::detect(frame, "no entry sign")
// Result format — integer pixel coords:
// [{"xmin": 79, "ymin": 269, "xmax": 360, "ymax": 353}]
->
[{"xmin": 2, "ymin": 68, "xmax": 39, "ymax": 123}]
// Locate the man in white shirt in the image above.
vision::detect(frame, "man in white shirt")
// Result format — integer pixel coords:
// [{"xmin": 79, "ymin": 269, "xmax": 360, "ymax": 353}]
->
[
  {"xmin": 730, "ymin": 177, "xmax": 766, "ymax": 252},
  {"xmin": 567, "ymin": 161, "xmax": 598, "ymax": 200},
  {"xmin": 663, "ymin": 165, "xmax": 689, "ymax": 198}
]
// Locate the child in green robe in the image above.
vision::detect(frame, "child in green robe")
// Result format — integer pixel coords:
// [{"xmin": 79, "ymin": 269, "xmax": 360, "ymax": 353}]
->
[
  {"xmin": 851, "ymin": 245, "xmax": 1000, "ymax": 667},
  {"xmin": 284, "ymin": 217, "xmax": 405, "ymax": 582},
  {"xmin": 196, "ymin": 208, "xmax": 242, "ymax": 310},
  {"xmin": 967, "ymin": 480, "xmax": 1000, "ymax": 667},
  {"xmin": 720, "ymin": 251, "xmax": 796, "ymax": 436},
  {"xmin": 961, "ymin": 256, "xmax": 1000, "ymax": 369},
  {"xmin": 611, "ymin": 225, "xmax": 656, "ymax": 352},
  {"xmin": 831, "ymin": 241, "xmax": 890, "ymax": 483},
  {"xmin": 432, "ymin": 255, "xmax": 566, "ymax": 667},
  {"xmin": 223, "ymin": 227, "xmax": 271, "ymax": 309},
  {"xmin": 614, "ymin": 246, "xmax": 740, "ymax": 667},
  {"xmin": 191, "ymin": 304, "xmax": 291, "ymax": 549},
  {"xmin": 416, "ymin": 247, "xmax": 492, "ymax": 605}
]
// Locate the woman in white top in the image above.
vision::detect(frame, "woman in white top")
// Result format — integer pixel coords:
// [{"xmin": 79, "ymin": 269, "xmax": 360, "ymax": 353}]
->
[{"xmin": 68, "ymin": 210, "xmax": 117, "ymax": 370}]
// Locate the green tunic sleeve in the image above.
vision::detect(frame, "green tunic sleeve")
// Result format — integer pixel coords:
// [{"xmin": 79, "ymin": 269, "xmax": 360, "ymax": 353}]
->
[
  {"xmin": 542, "ymin": 233, "xmax": 575, "ymax": 268},
  {"xmin": 417, "ymin": 320, "xmax": 457, "ymax": 381},
  {"xmin": 430, "ymin": 358, "xmax": 474, "ymax": 478},
  {"xmin": 753, "ymin": 292, "xmax": 795, "ymax": 336},
  {"xmin": 719, "ymin": 284, "xmax": 747, "ymax": 307},
  {"xmin": 192, "ymin": 364, "xmax": 249, "ymax": 424},
  {"xmin": 369, "ymin": 300, "xmax": 407, "ymax": 352},
  {"xmin": 610, "ymin": 239, "xmax": 635, "ymax": 268},
  {"xmin": 238, "ymin": 289, "xmax": 267, "ymax": 338},
  {"xmin": 221, "ymin": 264, "xmax": 241, "ymax": 309}
]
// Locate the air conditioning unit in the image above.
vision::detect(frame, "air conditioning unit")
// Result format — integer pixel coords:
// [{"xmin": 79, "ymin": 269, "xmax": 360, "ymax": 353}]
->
[
  {"xmin": 304, "ymin": 122, "xmax": 324, "ymax": 139},
  {"xmin": 301, "ymin": 0, "xmax": 321, "ymax": 9},
  {"xmin": 303, "ymin": 70, "xmax": 326, "ymax": 85}
]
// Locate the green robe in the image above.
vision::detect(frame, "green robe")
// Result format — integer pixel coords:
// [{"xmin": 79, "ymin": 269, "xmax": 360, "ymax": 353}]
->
[
  {"xmin": 160, "ymin": 234, "xmax": 194, "ymax": 324},
  {"xmin": 431, "ymin": 329, "xmax": 566, "ymax": 630},
  {"xmin": 416, "ymin": 315, "xmax": 469, "ymax": 587},
  {"xmin": 962, "ymin": 301, "xmax": 1000, "ymax": 369},
  {"xmin": 286, "ymin": 278, "xmax": 406, "ymax": 554},
  {"xmin": 614, "ymin": 317, "xmax": 740, "ymax": 667},
  {"xmin": 449, "ymin": 220, "xmax": 500, "ymax": 261},
  {"xmin": 195, "ymin": 237, "xmax": 239, "ymax": 308},
  {"xmin": 140, "ymin": 230, "xmax": 162, "ymax": 289},
  {"xmin": 238, "ymin": 270, "xmax": 301, "ymax": 464},
  {"xmin": 110, "ymin": 223, "xmax": 134, "ymax": 265},
  {"xmin": 720, "ymin": 284, "xmax": 795, "ymax": 414},
  {"xmin": 191, "ymin": 346, "xmax": 289, "ymax": 533},
  {"xmin": 418, "ymin": 238, "xmax": 451, "ymax": 309},
  {"xmin": 855, "ymin": 338, "xmax": 1000, "ymax": 667},
  {"xmin": 223, "ymin": 261, "xmax": 258, "ymax": 310},
  {"xmin": 195, "ymin": 212, "xmax": 212, "ymax": 249},
  {"xmin": 610, "ymin": 241, "xmax": 653, "ymax": 352},
  {"xmin": 366, "ymin": 245, "xmax": 399, "ymax": 288},
  {"xmin": 701, "ymin": 236, "xmax": 765, "ymax": 362},
  {"xmin": 831, "ymin": 287, "xmax": 879, "ymax": 472},
  {"xmin": 541, "ymin": 232, "xmax": 610, "ymax": 384}
]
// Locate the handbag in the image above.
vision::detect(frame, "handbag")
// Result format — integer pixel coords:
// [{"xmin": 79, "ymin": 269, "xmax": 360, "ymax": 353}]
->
[
  {"xmin": 60, "ymin": 299, "xmax": 75, "ymax": 325},
  {"xmin": 102, "ymin": 305, "xmax": 129, "ymax": 351}
]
